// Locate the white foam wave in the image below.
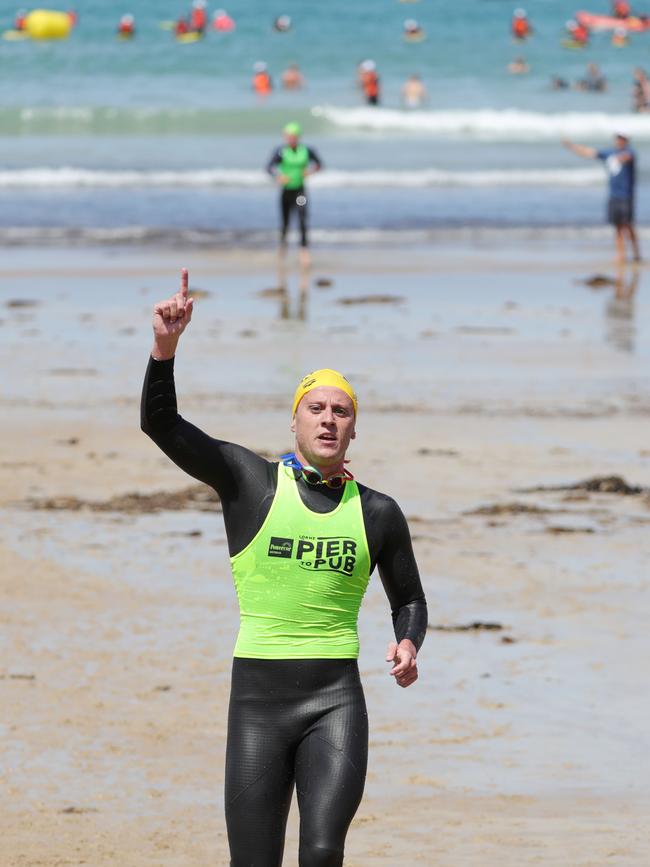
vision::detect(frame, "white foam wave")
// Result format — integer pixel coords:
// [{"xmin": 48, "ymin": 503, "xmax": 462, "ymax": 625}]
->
[
  {"xmin": 0, "ymin": 166, "xmax": 604, "ymax": 189},
  {"xmin": 313, "ymin": 106, "xmax": 650, "ymax": 141}
]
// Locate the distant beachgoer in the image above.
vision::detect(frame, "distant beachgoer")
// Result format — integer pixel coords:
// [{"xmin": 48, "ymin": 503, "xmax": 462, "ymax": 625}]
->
[
  {"xmin": 359, "ymin": 60, "xmax": 380, "ymax": 105},
  {"xmin": 508, "ymin": 56, "xmax": 530, "ymax": 74},
  {"xmin": 273, "ymin": 14, "xmax": 292, "ymax": 32},
  {"xmin": 189, "ymin": 0, "xmax": 207, "ymax": 33},
  {"xmin": 512, "ymin": 9, "xmax": 532, "ymax": 40},
  {"xmin": 213, "ymin": 9, "xmax": 235, "ymax": 31},
  {"xmin": 252, "ymin": 62, "xmax": 273, "ymax": 96},
  {"xmin": 403, "ymin": 18, "xmax": 426, "ymax": 41},
  {"xmin": 14, "ymin": 8, "xmax": 27, "ymax": 29},
  {"xmin": 175, "ymin": 17, "xmax": 190, "ymax": 36},
  {"xmin": 632, "ymin": 67, "xmax": 650, "ymax": 111},
  {"xmin": 282, "ymin": 62, "xmax": 305, "ymax": 90},
  {"xmin": 565, "ymin": 19, "xmax": 589, "ymax": 46},
  {"xmin": 266, "ymin": 122, "xmax": 322, "ymax": 260},
  {"xmin": 551, "ymin": 75, "xmax": 569, "ymax": 90},
  {"xmin": 612, "ymin": 26, "xmax": 628, "ymax": 46},
  {"xmin": 575, "ymin": 63, "xmax": 607, "ymax": 92},
  {"xmin": 613, "ymin": 0, "xmax": 631, "ymax": 18},
  {"xmin": 562, "ymin": 133, "xmax": 640, "ymax": 263},
  {"xmin": 117, "ymin": 14, "xmax": 135, "ymax": 38},
  {"xmin": 401, "ymin": 74, "xmax": 427, "ymax": 107}
]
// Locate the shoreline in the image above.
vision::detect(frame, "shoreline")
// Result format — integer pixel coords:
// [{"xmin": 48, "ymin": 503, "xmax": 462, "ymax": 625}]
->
[{"xmin": 2, "ymin": 235, "xmax": 650, "ymax": 865}]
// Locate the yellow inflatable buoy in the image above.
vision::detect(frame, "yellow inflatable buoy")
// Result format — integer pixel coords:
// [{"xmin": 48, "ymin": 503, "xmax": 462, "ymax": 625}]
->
[{"xmin": 24, "ymin": 9, "xmax": 72, "ymax": 40}]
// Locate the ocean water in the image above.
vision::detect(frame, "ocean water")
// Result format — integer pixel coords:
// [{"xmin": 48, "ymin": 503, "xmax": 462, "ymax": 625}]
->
[{"xmin": 1, "ymin": 0, "xmax": 650, "ymax": 244}]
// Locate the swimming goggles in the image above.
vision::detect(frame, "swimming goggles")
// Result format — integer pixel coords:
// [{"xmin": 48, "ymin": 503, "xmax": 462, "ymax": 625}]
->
[{"xmin": 280, "ymin": 452, "xmax": 354, "ymax": 490}]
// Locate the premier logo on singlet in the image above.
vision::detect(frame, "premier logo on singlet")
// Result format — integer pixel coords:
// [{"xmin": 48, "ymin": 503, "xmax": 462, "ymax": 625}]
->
[{"xmin": 268, "ymin": 535, "xmax": 357, "ymax": 575}]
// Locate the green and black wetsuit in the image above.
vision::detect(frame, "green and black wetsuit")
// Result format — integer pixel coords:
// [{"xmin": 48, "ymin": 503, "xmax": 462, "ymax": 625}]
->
[
  {"xmin": 267, "ymin": 144, "xmax": 322, "ymax": 247},
  {"xmin": 141, "ymin": 356, "xmax": 427, "ymax": 867}
]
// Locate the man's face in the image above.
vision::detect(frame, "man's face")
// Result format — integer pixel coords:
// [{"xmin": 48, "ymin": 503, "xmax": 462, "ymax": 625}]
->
[
  {"xmin": 615, "ymin": 135, "xmax": 628, "ymax": 150},
  {"xmin": 291, "ymin": 386, "xmax": 356, "ymax": 469},
  {"xmin": 285, "ymin": 133, "xmax": 299, "ymax": 147}
]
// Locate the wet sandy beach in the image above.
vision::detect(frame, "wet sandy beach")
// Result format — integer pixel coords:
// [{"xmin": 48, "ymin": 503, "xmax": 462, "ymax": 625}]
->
[{"xmin": 2, "ymin": 238, "xmax": 650, "ymax": 865}]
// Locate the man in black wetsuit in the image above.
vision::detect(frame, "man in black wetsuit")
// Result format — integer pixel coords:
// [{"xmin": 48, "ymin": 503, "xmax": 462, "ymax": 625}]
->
[
  {"xmin": 266, "ymin": 123, "xmax": 322, "ymax": 264},
  {"xmin": 141, "ymin": 269, "xmax": 427, "ymax": 867}
]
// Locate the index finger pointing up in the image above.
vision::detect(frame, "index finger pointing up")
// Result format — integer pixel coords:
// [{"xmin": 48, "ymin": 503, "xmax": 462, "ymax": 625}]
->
[{"xmin": 180, "ymin": 267, "xmax": 189, "ymax": 298}]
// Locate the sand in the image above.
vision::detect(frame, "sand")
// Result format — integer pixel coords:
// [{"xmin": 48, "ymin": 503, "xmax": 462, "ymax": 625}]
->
[{"xmin": 1, "ymin": 238, "xmax": 650, "ymax": 865}]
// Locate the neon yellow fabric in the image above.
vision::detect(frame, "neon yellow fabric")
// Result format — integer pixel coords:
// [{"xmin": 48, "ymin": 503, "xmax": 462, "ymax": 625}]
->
[
  {"xmin": 292, "ymin": 368, "xmax": 357, "ymax": 417},
  {"xmin": 231, "ymin": 464, "xmax": 371, "ymax": 658}
]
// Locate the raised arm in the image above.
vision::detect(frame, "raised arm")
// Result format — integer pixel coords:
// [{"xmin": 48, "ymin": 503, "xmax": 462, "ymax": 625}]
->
[
  {"xmin": 561, "ymin": 139, "xmax": 597, "ymax": 159},
  {"xmin": 141, "ymin": 269, "xmax": 275, "ymax": 553}
]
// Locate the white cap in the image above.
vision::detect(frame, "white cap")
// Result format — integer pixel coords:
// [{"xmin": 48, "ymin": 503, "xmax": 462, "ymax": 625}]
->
[
  {"xmin": 121, "ymin": 13, "xmax": 134, "ymax": 23},
  {"xmin": 253, "ymin": 61, "xmax": 267, "ymax": 72},
  {"xmin": 514, "ymin": 8, "xmax": 526, "ymax": 16},
  {"xmin": 360, "ymin": 59, "xmax": 376, "ymax": 71},
  {"xmin": 404, "ymin": 18, "xmax": 418, "ymax": 28},
  {"xmin": 566, "ymin": 19, "xmax": 577, "ymax": 27},
  {"xmin": 615, "ymin": 130, "xmax": 630, "ymax": 139}
]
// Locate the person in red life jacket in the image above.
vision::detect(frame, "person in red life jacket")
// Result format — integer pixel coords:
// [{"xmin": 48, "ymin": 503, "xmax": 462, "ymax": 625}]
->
[
  {"xmin": 566, "ymin": 19, "xmax": 589, "ymax": 45},
  {"xmin": 213, "ymin": 8, "xmax": 235, "ymax": 31},
  {"xmin": 67, "ymin": 9, "xmax": 78, "ymax": 26},
  {"xmin": 359, "ymin": 59, "xmax": 381, "ymax": 105},
  {"xmin": 190, "ymin": 0, "xmax": 207, "ymax": 33},
  {"xmin": 14, "ymin": 8, "xmax": 27, "ymax": 29},
  {"xmin": 613, "ymin": 0, "xmax": 631, "ymax": 18},
  {"xmin": 512, "ymin": 9, "xmax": 532, "ymax": 40},
  {"xmin": 117, "ymin": 13, "xmax": 135, "ymax": 38},
  {"xmin": 252, "ymin": 61, "xmax": 273, "ymax": 96},
  {"xmin": 175, "ymin": 16, "xmax": 190, "ymax": 36}
]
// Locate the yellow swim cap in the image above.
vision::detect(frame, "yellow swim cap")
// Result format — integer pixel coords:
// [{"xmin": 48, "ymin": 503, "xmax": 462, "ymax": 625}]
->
[{"xmin": 292, "ymin": 369, "xmax": 357, "ymax": 418}]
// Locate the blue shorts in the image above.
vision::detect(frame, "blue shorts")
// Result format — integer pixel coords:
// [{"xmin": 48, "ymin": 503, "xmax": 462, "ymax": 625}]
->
[{"xmin": 608, "ymin": 197, "xmax": 634, "ymax": 226}]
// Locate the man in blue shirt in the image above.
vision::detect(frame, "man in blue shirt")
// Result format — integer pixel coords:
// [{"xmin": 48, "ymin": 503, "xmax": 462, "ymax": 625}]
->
[{"xmin": 562, "ymin": 133, "xmax": 640, "ymax": 263}]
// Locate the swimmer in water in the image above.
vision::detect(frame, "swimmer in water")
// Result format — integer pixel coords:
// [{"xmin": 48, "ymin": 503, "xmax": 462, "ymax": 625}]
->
[
  {"xmin": 252, "ymin": 61, "xmax": 273, "ymax": 96},
  {"xmin": 403, "ymin": 18, "xmax": 426, "ymax": 41},
  {"xmin": 142, "ymin": 275, "xmax": 427, "ymax": 866},
  {"xmin": 632, "ymin": 67, "xmax": 650, "ymax": 112},
  {"xmin": 575, "ymin": 63, "xmax": 607, "ymax": 92},
  {"xmin": 190, "ymin": 0, "xmax": 207, "ymax": 33},
  {"xmin": 508, "ymin": 56, "xmax": 530, "ymax": 74},
  {"xmin": 282, "ymin": 62, "xmax": 305, "ymax": 90},
  {"xmin": 359, "ymin": 59, "xmax": 381, "ymax": 105},
  {"xmin": 213, "ymin": 9, "xmax": 235, "ymax": 31},
  {"xmin": 267, "ymin": 122, "xmax": 322, "ymax": 264},
  {"xmin": 512, "ymin": 8, "xmax": 532, "ymax": 40},
  {"xmin": 401, "ymin": 73, "xmax": 427, "ymax": 107},
  {"xmin": 273, "ymin": 14, "xmax": 292, "ymax": 32},
  {"xmin": 117, "ymin": 13, "xmax": 135, "ymax": 38}
]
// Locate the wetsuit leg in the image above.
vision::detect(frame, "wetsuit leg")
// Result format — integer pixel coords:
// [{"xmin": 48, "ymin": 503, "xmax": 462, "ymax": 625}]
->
[
  {"xmin": 280, "ymin": 188, "xmax": 295, "ymax": 245},
  {"xmin": 225, "ymin": 660, "xmax": 295, "ymax": 866},
  {"xmin": 225, "ymin": 659, "xmax": 368, "ymax": 867},
  {"xmin": 295, "ymin": 667, "xmax": 368, "ymax": 866},
  {"xmin": 296, "ymin": 190, "xmax": 309, "ymax": 247}
]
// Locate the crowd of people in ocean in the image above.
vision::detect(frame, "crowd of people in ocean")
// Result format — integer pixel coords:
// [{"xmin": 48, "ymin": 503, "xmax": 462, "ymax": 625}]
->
[
  {"xmin": 510, "ymin": 3, "xmax": 650, "ymax": 111},
  {"xmin": 8, "ymin": 2, "xmax": 650, "ymax": 112}
]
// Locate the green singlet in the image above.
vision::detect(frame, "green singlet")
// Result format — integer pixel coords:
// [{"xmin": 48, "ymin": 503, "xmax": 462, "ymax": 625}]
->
[
  {"xmin": 231, "ymin": 463, "xmax": 372, "ymax": 659},
  {"xmin": 279, "ymin": 144, "xmax": 310, "ymax": 190}
]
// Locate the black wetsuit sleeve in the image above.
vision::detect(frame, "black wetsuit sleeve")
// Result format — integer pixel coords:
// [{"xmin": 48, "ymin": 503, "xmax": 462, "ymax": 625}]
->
[
  {"xmin": 306, "ymin": 147, "xmax": 323, "ymax": 170},
  {"xmin": 361, "ymin": 491, "xmax": 428, "ymax": 652},
  {"xmin": 266, "ymin": 147, "xmax": 283, "ymax": 175},
  {"xmin": 140, "ymin": 355, "xmax": 276, "ymax": 555}
]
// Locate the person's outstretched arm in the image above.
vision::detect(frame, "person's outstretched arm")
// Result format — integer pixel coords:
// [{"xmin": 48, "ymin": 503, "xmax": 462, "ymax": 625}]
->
[{"xmin": 561, "ymin": 139, "xmax": 597, "ymax": 159}]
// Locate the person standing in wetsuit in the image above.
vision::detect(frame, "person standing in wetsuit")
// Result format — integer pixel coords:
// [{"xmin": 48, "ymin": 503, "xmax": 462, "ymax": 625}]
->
[
  {"xmin": 266, "ymin": 123, "xmax": 322, "ymax": 263},
  {"xmin": 141, "ymin": 269, "xmax": 428, "ymax": 867}
]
